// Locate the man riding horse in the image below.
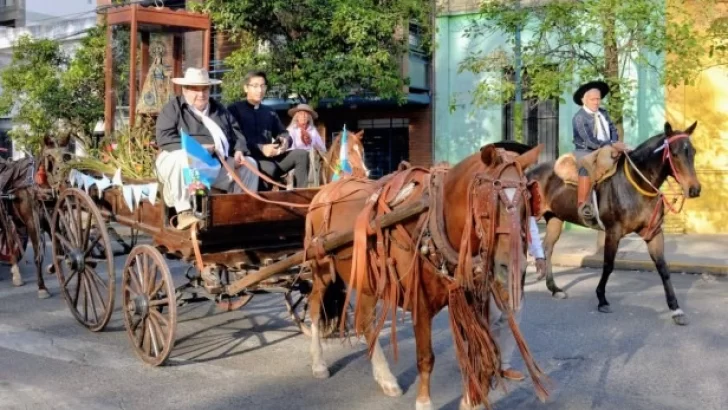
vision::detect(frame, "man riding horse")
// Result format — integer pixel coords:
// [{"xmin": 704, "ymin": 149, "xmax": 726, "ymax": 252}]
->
[{"xmin": 572, "ymin": 80, "xmax": 628, "ymax": 225}]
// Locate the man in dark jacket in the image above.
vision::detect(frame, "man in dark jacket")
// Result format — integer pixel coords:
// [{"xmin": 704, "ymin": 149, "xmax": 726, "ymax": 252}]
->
[
  {"xmin": 227, "ymin": 70, "xmax": 310, "ymax": 189},
  {"xmin": 572, "ymin": 80, "xmax": 627, "ymax": 225},
  {"xmin": 155, "ymin": 68, "xmax": 259, "ymax": 230}
]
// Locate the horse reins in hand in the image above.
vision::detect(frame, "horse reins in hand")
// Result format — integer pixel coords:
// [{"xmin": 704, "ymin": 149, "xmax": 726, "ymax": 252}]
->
[{"xmin": 216, "ymin": 152, "xmax": 310, "ymax": 208}]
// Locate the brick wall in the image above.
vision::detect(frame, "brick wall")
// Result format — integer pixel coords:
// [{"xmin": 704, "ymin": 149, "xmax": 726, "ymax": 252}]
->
[{"xmin": 408, "ymin": 107, "xmax": 433, "ymax": 167}]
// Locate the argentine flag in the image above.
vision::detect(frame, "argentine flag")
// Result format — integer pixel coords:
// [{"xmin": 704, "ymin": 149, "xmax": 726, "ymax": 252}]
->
[
  {"xmin": 181, "ymin": 128, "xmax": 220, "ymax": 189},
  {"xmin": 332, "ymin": 125, "xmax": 353, "ymax": 181}
]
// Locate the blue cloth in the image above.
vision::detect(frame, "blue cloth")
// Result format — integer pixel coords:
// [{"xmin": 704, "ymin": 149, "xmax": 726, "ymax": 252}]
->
[{"xmin": 180, "ymin": 128, "xmax": 220, "ymax": 189}]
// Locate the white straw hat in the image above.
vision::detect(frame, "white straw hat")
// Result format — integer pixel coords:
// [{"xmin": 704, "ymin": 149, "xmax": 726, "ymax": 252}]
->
[{"xmin": 171, "ymin": 68, "xmax": 221, "ymax": 86}]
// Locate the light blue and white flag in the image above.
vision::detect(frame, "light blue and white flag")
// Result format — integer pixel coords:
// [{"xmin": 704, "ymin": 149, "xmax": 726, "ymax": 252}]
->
[{"xmin": 180, "ymin": 128, "xmax": 220, "ymax": 189}]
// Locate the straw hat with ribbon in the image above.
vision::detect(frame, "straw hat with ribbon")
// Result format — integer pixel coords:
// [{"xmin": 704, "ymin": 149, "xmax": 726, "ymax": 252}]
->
[
  {"xmin": 172, "ymin": 68, "xmax": 221, "ymax": 87},
  {"xmin": 287, "ymin": 103, "xmax": 318, "ymax": 120}
]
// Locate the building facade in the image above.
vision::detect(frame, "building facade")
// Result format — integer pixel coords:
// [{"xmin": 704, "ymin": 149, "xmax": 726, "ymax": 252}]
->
[{"xmin": 434, "ymin": 0, "xmax": 725, "ymax": 234}]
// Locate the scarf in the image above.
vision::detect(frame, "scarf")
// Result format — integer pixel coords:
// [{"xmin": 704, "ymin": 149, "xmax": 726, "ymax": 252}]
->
[{"xmin": 190, "ymin": 105, "xmax": 230, "ymax": 159}]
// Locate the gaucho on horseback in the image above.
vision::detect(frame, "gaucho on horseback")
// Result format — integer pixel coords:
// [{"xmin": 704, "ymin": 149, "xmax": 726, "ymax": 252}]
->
[{"xmin": 572, "ymin": 80, "xmax": 628, "ymax": 225}]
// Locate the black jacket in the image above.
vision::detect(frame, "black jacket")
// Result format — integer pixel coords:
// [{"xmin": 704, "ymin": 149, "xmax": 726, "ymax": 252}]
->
[
  {"xmin": 572, "ymin": 107, "xmax": 619, "ymax": 151},
  {"xmin": 227, "ymin": 101, "xmax": 291, "ymax": 159},
  {"xmin": 155, "ymin": 96, "xmax": 250, "ymax": 156}
]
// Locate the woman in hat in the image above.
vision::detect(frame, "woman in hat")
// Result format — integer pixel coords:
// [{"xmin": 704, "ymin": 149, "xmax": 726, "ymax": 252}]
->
[
  {"xmin": 286, "ymin": 104, "xmax": 326, "ymax": 153},
  {"xmin": 571, "ymin": 80, "xmax": 627, "ymax": 224}
]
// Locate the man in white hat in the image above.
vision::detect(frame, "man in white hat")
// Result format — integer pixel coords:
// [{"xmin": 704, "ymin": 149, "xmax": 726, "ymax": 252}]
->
[{"xmin": 155, "ymin": 67, "xmax": 259, "ymax": 230}]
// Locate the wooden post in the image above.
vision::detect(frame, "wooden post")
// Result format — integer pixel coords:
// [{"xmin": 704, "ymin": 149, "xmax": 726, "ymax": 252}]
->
[
  {"xmin": 203, "ymin": 27, "xmax": 211, "ymax": 70},
  {"xmin": 129, "ymin": 5, "xmax": 138, "ymax": 128},
  {"xmin": 104, "ymin": 24, "xmax": 114, "ymax": 136},
  {"xmin": 140, "ymin": 31, "xmax": 150, "ymax": 91},
  {"xmin": 173, "ymin": 34, "xmax": 183, "ymax": 95}
]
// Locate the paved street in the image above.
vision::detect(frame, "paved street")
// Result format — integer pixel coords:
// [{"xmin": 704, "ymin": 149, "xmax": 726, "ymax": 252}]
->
[{"xmin": 1, "ymin": 251, "xmax": 728, "ymax": 410}]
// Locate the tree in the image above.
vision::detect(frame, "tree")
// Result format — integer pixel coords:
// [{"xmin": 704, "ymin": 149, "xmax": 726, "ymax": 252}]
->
[
  {"xmin": 458, "ymin": 0, "xmax": 720, "ymax": 139},
  {"xmin": 0, "ymin": 24, "xmax": 106, "ymax": 156},
  {"xmin": 189, "ymin": 0, "xmax": 432, "ymax": 106}
]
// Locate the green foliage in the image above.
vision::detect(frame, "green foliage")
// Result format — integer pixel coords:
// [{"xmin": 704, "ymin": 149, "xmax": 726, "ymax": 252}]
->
[
  {"xmin": 458, "ymin": 0, "xmax": 721, "ymax": 130},
  {"xmin": 190, "ymin": 0, "xmax": 432, "ymax": 106},
  {"xmin": 0, "ymin": 24, "xmax": 106, "ymax": 156}
]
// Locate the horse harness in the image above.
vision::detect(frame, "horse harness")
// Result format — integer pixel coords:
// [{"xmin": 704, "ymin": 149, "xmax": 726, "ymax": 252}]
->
[{"xmin": 623, "ymin": 133, "xmax": 692, "ymax": 240}]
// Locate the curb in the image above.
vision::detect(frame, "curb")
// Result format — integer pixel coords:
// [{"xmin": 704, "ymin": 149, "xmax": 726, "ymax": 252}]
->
[{"xmin": 550, "ymin": 253, "xmax": 728, "ymax": 276}]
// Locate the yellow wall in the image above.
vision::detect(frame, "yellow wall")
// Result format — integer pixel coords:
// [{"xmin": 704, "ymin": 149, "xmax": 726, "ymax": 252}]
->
[{"xmin": 665, "ymin": 2, "xmax": 728, "ymax": 234}]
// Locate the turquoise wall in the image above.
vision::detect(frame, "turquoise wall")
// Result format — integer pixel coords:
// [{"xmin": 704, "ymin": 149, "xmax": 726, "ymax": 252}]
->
[{"xmin": 434, "ymin": 14, "xmax": 666, "ymax": 165}]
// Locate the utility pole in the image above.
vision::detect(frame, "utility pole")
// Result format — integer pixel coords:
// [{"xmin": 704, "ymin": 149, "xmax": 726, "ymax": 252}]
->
[{"xmin": 513, "ymin": 0, "xmax": 523, "ymax": 143}]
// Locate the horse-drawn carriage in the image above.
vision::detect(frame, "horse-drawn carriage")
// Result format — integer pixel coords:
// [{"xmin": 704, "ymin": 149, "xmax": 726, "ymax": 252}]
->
[{"xmin": 28, "ymin": 123, "xmax": 371, "ymax": 366}]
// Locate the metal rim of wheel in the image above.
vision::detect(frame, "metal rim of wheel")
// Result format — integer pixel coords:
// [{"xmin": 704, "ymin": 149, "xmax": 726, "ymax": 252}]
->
[
  {"xmin": 51, "ymin": 188, "xmax": 115, "ymax": 332},
  {"xmin": 122, "ymin": 244, "xmax": 177, "ymax": 366},
  {"xmin": 284, "ymin": 279, "xmax": 338, "ymax": 339}
]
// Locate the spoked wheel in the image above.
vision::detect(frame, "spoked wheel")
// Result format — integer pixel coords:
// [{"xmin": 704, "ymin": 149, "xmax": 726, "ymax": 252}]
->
[
  {"xmin": 51, "ymin": 188, "xmax": 115, "ymax": 332},
  {"xmin": 284, "ymin": 278, "xmax": 340, "ymax": 339},
  {"xmin": 122, "ymin": 244, "xmax": 177, "ymax": 366}
]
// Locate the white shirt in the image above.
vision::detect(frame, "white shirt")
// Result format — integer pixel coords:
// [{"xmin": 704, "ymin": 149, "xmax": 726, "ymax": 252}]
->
[
  {"xmin": 582, "ymin": 106, "xmax": 610, "ymax": 142},
  {"xmin": 528, "ymin": 217, "xmax": 545, "ymax": 259}
]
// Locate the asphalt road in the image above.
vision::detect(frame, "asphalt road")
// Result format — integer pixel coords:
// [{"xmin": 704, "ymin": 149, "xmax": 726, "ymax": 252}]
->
[{"xmin": 1, "ymin": 250, "xmax": 727, "ymax": 410}]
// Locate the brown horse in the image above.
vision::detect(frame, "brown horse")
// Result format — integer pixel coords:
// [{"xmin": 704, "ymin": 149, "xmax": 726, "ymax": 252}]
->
[
  {"xmin": 303, "ymin": 143, "xmax": 549, "ymax": 409},
  {"xmin": 528, "ymin": 121, "xmax": 702, "ymax": 325},
  {"xmin": 0, "ymin": 155, "xmax": 49, "ymax": 298},
  {"xmin": 316, "ymin": 129, "xmax": 369, "ymax": 184}
]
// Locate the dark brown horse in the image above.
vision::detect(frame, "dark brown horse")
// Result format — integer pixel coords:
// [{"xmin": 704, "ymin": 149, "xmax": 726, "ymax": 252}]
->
[
  {"xmin": 303, "ymin": 144, "xmax": 549, "ymax": 409},
  {"xmin": 528, "ymin": 121, "xmax": 702, "ymax": 325},
  {"xmin": 0, "ymin": 155, "xmax": 49, "ymax": 298}
]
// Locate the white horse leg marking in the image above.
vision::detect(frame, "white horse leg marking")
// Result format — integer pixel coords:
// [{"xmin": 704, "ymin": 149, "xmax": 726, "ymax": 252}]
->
[
  {"xmin": 416, "ymin": 399, "xmax": 434, "ymax": 410},
  {"xmin": 371, "ymin": 338, "xmax": 402, "ymax": 397},
  {"xmin": 11, "ymin": 264, "xmax": 24, "ymax": 287},
  {"xmin": 310, "ymin": 322, "xmax": 330, "ymax": 379},
  {"xmin": 459, "ymin": 393, "xmax": 485, "ymax": 410}
]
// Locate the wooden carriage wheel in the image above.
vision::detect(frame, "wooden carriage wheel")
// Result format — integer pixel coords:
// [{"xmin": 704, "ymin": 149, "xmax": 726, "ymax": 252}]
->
[
  {"xmin": 122, "ymin": 244, "xmax": 177, "ymax": 366},
  {"xmin": 51, "ymin": 188, "xmax": 115, "ymax": 332}
]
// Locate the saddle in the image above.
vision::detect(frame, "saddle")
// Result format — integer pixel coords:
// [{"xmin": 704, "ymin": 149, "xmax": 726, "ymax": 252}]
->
[{"xmin": 554, "ymin": 146, "xmax": 622, "ymax": 186}]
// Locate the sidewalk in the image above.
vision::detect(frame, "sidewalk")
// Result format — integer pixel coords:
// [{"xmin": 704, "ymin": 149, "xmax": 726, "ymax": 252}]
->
[{"xmin": 544, "ymin": 228, "xmax": 728, "ymax": 275}]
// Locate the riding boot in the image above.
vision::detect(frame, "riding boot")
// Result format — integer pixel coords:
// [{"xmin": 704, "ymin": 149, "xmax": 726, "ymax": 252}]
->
[{"xmin": 577, "ymin": 175, "xmax": 597, "ymax": 225}]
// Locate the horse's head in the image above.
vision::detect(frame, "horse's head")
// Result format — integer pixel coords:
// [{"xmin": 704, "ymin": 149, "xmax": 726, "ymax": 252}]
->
[
  {"xmin": 663, "ymin": 121, "xmax": 701, "ymax": 198},
  {"xmin": 330, "ymin": 129, "xmax": 369, "ymax": 178},
  {"xmin": 478, "ymin": 143, "xmax": 543, "ymax": 283}
]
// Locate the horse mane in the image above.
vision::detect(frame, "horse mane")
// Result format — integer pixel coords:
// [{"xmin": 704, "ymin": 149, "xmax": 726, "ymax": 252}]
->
[{"xmin": 627, "ymin": 132, "xmax": 669, "ymax": 164}]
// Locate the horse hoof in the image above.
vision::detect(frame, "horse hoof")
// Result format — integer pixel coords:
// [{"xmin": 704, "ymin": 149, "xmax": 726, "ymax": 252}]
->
[
  {"xmin": 552, "ymin": 291, "xmax": 568, "ymax": 299},
  {"xmin": 12, "ymin": 278, "xmax": 24, "ymax": 287},
  {"xmin": 312, "ymin": 365, "xmax": 330, "ymax": 379},
  {"xmin": 416, "ymin": 399, "xmax": 433, "ymax": 410},
  {"xmin": 672, "ymin": 310, "xmax": 688, "ymax": 326},
  {"xmin": 37, "ymin": 289, "xmax": 51, "ymax": 299},
  {"xmin": 598, "ymin": 305, "xmax": 612, "ymax": 313},
  {"xmin": 379, "ymin": 380, "xmax": 403, "ymax": 397},
  {"xmin": 46, "ymin": 264, "xmax": 55, "ymax": 275}
]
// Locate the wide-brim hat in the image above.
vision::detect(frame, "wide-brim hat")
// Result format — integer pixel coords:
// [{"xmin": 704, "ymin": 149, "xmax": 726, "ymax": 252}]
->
[
  {"xmin": 573, "ymin": 80, "xmax": 610, "ymax": 105},
  {"xmin": 172, "ymin": 68, "xmax": 221, "ymax": 86},
  {"xmin": 288, "ymin": 103, "xmax": 318, "ymax": 120}
]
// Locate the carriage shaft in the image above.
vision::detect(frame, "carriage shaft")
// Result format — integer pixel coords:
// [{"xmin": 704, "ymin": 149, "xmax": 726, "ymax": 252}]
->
[{"xmin": 225, "ymin": 197, "xmax": 429, "ymax": 296}]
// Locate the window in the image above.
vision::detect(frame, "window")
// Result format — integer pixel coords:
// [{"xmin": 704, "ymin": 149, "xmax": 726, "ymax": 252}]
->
[{"xmin": 501, "ymin": 66, "xmax": 560, "ymax": 162}]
